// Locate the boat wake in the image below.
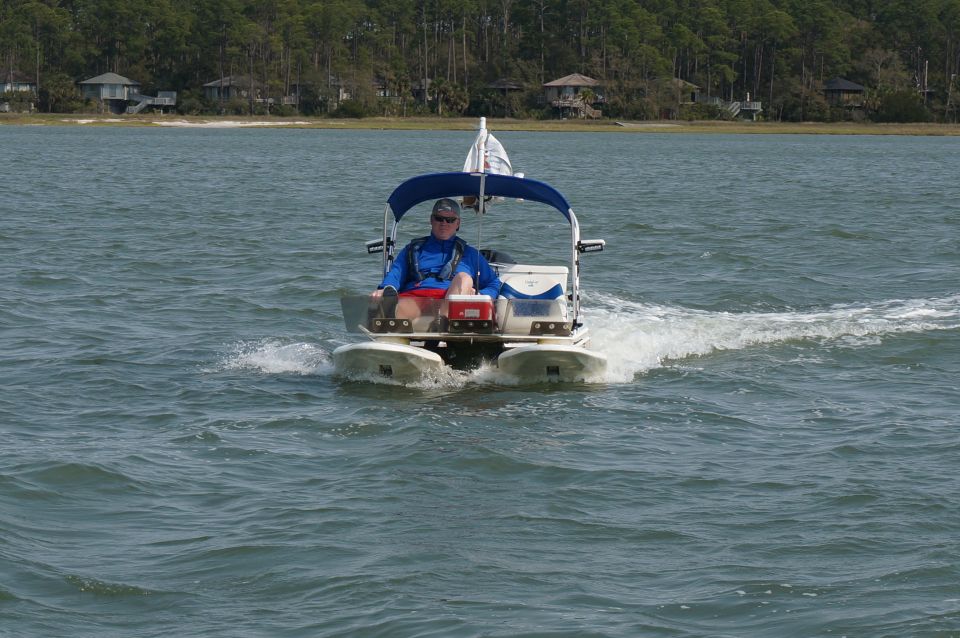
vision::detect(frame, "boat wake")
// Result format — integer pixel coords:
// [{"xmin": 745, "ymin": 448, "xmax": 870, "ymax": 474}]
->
[
  {"xmin": 587, "ymin": 292, "xmax": 960, "ymax": 383},
  {"xmin": 217, "ymin": 294, "xmax": 959, "ymax": 386},
  {"xmin": 217, "ymin": 338, "xmax": 473, "ymax": 388},
  {"xmin": 219, "ymin": 339, "xmax": 332, "ymax": 376}
]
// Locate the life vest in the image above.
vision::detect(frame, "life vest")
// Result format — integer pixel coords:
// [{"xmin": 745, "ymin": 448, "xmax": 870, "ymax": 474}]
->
[{"xmin": 407, "ymin": 235, "xmax": 467, "ymax": 283}]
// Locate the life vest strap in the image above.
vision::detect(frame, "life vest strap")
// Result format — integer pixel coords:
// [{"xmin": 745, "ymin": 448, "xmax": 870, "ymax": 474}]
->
[{"xmin": 407, "ymin": 236, "xmax": 467, "ymax": 283}]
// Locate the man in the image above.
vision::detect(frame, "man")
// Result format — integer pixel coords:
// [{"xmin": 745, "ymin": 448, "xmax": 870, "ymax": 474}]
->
[{"xmin": 372, "ymin": 198, "xmax": 501, "ymax": 322}]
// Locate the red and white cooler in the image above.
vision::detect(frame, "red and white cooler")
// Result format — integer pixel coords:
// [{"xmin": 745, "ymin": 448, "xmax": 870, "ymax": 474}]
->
[{"xmin": 447, "ymin": 295, "xmax": 494, "ymax": 320}]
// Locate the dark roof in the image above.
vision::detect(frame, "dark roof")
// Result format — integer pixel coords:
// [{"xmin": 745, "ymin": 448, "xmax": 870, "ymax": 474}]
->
[
  {"xmin": 824, "ymin": 77, "xmax": 865, "ymax": 92},
  {"xmin": 669, "ymin": 77, "xmax": 700, "ymax": 90},
  {"xmin": 203, "ymin": 75, "xmax": 262, "ymax": 88},
  {"xmin": 3, "ymin": 70, "xmax": 35, "ymax": 84},
  {"xmin": 543, "ymin": 73, "xmax": 598, "ymax": 87},
  {"xmin": 79, "ymin": 72, "xmax": 139, "ymax": 86},
  {"xmin": 488, "ymin": 78, "xmax": 524, "ymax": 91}
]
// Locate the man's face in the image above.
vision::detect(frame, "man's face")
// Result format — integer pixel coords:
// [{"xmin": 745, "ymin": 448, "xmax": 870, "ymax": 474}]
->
[{"xmin": 431, "ymin": 211, "xmax": 459, "ymax": 240}]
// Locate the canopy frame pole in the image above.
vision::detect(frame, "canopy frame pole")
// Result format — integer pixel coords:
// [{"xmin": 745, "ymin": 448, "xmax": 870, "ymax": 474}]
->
[
  {"xmin": 475, "ymin": 172, "xmax": 487, "ymax": 292},
  {"xmin": 382, "ymin": 204, "xmax": 393, "ymax": 275}
]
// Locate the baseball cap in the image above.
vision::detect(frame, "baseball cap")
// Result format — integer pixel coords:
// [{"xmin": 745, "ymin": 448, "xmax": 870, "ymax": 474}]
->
[{"xmin": 432, "ymin": 198, "xmax": 461, "ymax": 217}]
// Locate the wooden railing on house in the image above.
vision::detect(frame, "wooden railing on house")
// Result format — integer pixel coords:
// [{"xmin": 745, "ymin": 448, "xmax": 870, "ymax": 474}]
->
[
  {"xmin": 126, "ymin": 91, "xmax": 177, "ymax": 114},
  {"xmin": 696, "ymin": 96, "xmax": 762, "ymax": 119},
  {"xmin": 551, "ymin": 98, "xmax": 602, "ymax": 119}
]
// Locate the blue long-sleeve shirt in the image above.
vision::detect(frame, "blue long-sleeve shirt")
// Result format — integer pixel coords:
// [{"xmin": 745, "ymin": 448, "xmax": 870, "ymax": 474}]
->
[{"xmin": 379, "ymin": 235, "xmax": 501, "ymax": 297}]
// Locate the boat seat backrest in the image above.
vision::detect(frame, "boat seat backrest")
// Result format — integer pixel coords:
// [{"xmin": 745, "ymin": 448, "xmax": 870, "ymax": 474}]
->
[
  {"xmin": 495, "ymin": 265, "xmax": 568, "ymax": 334},
  {"xmin": 499, "ymin": 281, "xmax": 564, "ymax": 300},
  {"xmin": 495, "ymin": 264, "xmax": 569, "ymax": 295}
]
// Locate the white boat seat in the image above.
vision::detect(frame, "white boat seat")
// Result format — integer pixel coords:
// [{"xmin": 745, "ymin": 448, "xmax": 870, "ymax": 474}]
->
[
  {"xmin": 493, "ymin": 264, "xmax": 569, "ymax": 293},
  {"xmin": 494, "ymin": 265, "xmax": 569, "ymax": 334}
]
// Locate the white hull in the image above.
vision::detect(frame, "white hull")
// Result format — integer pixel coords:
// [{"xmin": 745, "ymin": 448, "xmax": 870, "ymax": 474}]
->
[
  {"xmin": 496, "ymin": 344, "xmax": 607, "ymax": 382},
  {"xmin": 333, "ymin": 338, "xmax": 607, "ymax": 383},
  {"xmin": 332, "ymin": 342, "xmax": 443, "ymax": 381}
]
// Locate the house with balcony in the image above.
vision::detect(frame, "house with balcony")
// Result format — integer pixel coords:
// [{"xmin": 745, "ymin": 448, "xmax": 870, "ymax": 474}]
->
[
  {"xmin": 79, "ymin": 72, "xmax": 175, "ymax": 114},
  {"xmin": 543, "ymin": 73, "xmax": 603, "ymax": 119},
  {"xmin": 697, "ymin": 92, "xmax": 762, "ymax": 120}
]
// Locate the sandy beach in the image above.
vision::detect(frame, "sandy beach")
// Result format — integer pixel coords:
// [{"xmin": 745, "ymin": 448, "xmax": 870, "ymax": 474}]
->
[{"xmin": 3, "ymin": 112, "xmax": 959, "ymax": 135}]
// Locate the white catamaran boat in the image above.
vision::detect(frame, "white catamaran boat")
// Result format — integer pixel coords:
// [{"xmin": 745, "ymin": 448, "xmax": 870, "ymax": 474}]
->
[{"xmin": 333, "ymin": 118, "xmax": 606, "ymax": 382}]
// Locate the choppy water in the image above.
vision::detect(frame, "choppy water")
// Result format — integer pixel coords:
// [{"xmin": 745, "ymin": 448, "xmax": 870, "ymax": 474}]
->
[{"xmin": 2, "ymin": 124, "xmax": 959, "ymax": 636}]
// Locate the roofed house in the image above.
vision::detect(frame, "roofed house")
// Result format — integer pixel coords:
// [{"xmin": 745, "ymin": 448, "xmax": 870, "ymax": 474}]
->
[
  {"xmin": 79, "ymin": 73, "xmax": 141, "ymax": 113},
  {"xmin": 2, "ymin": 70, "xmax": 37, "ymax": 94},
  {"xmin": 670, "ymin": 79, "xmax": 760, "ymax": 120},
  {"xmin": 489, "ymin": 78, "xmax": 524, "ymax": 94},
  {"xmin": 1, "ymin": 70, "xmax": 37, "ymax": 112},
  {"xmin": 373, "ymin": 76, "xmax": 401, "ymax": 100},
  {"xmin": 824, "ymin": 77, "xmax": 866, "ymax": 107},
  {"xmin": 487, "ymin": 78, "xmax": 524, "ymax": 116},
  {"xmin": 411, "ymin": 78, "xmax": 431, "ymax": 104},
  {"xmin": 656, "ymin": 78, "xmax": 702, "ymax": 118},
  {"xmin": 79, "ymin": 72, "xmax": 176, "ymax": 114},
  {"xmin": 671, "ymin": 78, "xmax": 701, "ymax": 105},
  {"xmin": 543, "ymin": 73, "xmax": 602, "ymax": 119},
  {"xmin": 203, "ymin": 76, "xmax": 266, "ymax": 102}
]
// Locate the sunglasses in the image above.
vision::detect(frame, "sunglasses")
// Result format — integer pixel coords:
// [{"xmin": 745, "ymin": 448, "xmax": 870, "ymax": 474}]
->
[{"xmin": 432, "ymin": 214, "xmax": 458, "ymax": 224}]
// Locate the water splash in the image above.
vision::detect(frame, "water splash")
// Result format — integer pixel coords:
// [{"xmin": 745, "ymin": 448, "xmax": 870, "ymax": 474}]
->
[
  {"xmin": 336, "ymin": 363, "xmax": 469, "ymax": 389},
  {"xmin": 224, "ymin": 295, "xmax": 959, "ymax": 385},
  {"xmin": 221, "ymin": 340, "xmax": 331, "ymax": 375},
  {"xmin": 588, "ymin": 293, "xmax": 960, "ymax": 383}
]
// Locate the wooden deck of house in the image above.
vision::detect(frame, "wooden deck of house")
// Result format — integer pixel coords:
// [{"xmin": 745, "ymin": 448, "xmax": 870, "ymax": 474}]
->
[
  {"xmin": 700, "ymin": 96, "xmax": 762, "ymax": 120},
  {"xmin": 551, "ymin": 98, "xmax": 602, "ymax": 119},
  {"xmin": 126, "ymin": 91, "xmax": 177, "ymax": 114}
]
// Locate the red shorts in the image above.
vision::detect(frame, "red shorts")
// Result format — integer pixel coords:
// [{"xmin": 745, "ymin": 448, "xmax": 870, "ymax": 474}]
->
[{"xmin": 399, "ymin": 287, "xmax": 447, "ymax": 299}]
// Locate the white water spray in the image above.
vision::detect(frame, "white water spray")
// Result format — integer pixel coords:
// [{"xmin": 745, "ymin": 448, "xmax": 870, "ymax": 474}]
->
[
  {"xmin": 587, "ymin": 292, "xmax": 960, "ymax": 383},
  {"xmin": 221, "ymin": 340, "xmax": 331, "ymax": 375},
  {"xmin": 219, "ymin": 294, "xmax": 959, "ymax": 385}
]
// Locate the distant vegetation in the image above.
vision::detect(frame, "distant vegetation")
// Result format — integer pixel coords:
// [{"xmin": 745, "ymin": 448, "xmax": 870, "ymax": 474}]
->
[{"xmin": 2, "ymin": 0, "xmax": 959, "ymax": 122}]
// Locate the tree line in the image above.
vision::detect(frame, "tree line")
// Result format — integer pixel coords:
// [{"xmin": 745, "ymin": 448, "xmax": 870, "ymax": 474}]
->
[{"xmin": 3, "ymin": 0, "xmax": 959, "ymax": 121}]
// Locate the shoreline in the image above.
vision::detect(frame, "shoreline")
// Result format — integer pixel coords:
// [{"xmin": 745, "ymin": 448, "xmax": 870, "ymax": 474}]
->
[{"xmin": 3, "ymin": 113, "xmax": 959, "ymax": 136}]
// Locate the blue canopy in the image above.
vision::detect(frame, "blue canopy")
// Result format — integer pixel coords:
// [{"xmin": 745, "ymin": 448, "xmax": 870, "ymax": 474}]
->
[{"xmin": 386, "ymin": 172, "xmax": 573, "ymax": 223}]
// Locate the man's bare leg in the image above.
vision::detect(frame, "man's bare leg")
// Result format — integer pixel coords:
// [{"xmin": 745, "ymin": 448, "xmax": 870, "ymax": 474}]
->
[{"xmin": 446, "ymin": 272, "xmax": 476, "ymax": 296}]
